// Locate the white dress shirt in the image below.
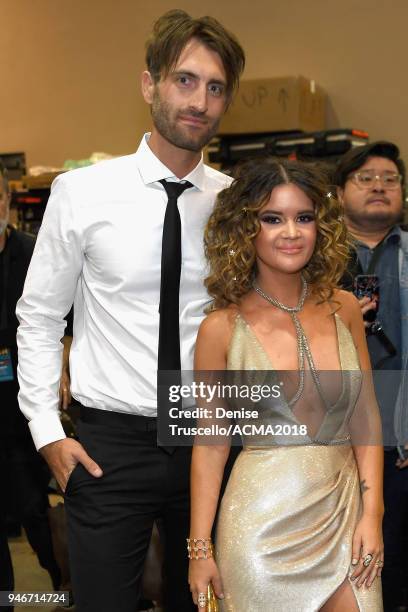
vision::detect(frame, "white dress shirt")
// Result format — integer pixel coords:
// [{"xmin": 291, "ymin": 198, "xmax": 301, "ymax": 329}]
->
[{"xmin": 16, "ymin": 134, "xmax": 232, "ymax": 450}]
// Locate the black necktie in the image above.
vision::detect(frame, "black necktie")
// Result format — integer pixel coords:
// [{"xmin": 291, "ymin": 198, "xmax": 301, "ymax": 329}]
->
[{"xmin": 157, "ymin": 180, "xmax": 193, "ymax": 447}]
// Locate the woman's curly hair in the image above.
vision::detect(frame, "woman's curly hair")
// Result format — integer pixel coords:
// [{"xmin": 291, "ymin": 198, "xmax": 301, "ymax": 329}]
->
[{"xmin": 204, "ymin": 157, "xmax": 350, "ymax": 310}]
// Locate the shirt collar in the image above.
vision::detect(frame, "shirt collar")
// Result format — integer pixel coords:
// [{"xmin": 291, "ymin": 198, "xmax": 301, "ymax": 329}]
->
[
  {"xmin": 353, "ymin": 225, "xmax": 401, "ymax": 249},
  {"xmin": 135, "ymin": 133, "xmax": 205, "ymax": 191},
  {"xmin": 387, "ymin": 225, "xmax": 402, "ymax": 244}
]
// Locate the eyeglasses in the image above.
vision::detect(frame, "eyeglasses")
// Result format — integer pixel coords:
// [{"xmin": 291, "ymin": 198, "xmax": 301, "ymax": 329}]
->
[{"xmin": 350, "ymin": 170, "xmax": 402, "ymax": 190}]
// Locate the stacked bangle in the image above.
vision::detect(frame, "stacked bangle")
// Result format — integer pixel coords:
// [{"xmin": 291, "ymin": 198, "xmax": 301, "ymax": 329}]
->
[{"xmin": 187, "ymin": 537, "xmax": 214, "ymax": 560}]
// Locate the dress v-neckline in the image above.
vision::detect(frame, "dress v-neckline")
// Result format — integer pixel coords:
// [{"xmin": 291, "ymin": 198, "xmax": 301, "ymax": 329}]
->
[
  {"xmin": 234, "ymin": 312, "xmax": 352, "ymax": 439},
  {"xmin": 235, "ymin": 311, "xmax": 347, "ymax": 372}
]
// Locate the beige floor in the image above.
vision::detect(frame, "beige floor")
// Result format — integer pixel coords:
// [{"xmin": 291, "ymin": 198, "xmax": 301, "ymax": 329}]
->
[
  {"xmin": 8, "ymin": 494, "xmax": 160, "ymax": 611},
  {"xmin": 9, "ymin": 495, "xmax": 62, "ymax": 612},
  {"xmin": 8, "ymin": 493, "xmax": 68, "ymax": 611},
  {"xmin": 9, "ymin": 533, "xmax": 59, "ymax": 611}
]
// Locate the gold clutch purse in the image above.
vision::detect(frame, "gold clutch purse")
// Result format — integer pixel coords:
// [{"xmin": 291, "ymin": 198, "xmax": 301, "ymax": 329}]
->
[{"xmin": 207, "ymin": 584, "xmax": 219, "ymax": 612}]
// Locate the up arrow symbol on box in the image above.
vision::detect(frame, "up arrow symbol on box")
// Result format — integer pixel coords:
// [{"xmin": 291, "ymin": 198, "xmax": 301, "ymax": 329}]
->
[{"xmin": 278, "ymin": 88, "xmax": 289, "ymax": 112}]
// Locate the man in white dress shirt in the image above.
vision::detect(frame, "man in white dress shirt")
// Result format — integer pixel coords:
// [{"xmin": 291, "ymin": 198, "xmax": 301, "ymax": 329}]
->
[{"xmin": 16, "ymin": 10, "xmax": 244, "ymax": 612}]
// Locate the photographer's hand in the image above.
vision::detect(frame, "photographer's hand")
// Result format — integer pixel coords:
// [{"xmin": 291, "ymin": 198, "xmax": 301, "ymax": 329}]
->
[
  {"xmin": 358, "ymin": 296, "xmax": 377, "ymax": 329},
  {"xmin": 396, "ymin": 445, "xmax": 408, "ymax": 469}
]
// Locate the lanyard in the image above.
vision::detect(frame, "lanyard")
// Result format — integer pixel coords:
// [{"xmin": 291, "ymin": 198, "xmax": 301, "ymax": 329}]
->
[
  {"xmin": 366, "ymin": 241, "xmax": 386, "ymax": 275},
  {"xmin": 352, "ymin": 240, "xmax": 387, "ymax": 277}
]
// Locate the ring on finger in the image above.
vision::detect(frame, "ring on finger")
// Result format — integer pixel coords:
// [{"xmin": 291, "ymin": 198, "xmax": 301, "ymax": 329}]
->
[
  {"xmin": 375, "ymin": 560, "xmax": 384, "ymax": 568},
  {"xmin": 198, "ymin": 592, "xmax": 207, "ymax": 608},
  {"xmin": 363, "ymin": 553, "xmax": 374, "ymax": 567}
]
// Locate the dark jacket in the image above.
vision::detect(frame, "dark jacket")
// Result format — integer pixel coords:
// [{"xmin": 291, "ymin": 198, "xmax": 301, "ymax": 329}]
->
[{"xmin": 0, "ymin": 227, "xmax": 35, "ymax": 438}]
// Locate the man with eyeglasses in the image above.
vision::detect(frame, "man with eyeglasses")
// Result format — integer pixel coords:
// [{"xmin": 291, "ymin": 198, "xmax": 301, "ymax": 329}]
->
[{"xmin": 334, "ymin": 141, "xmax": 408, "ymax": 612}]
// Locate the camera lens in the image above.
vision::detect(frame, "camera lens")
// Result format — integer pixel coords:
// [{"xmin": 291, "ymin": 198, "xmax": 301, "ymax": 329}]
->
[{"xmin": 363, "ymin": 309, "xmax": 377, "ymax": 323}]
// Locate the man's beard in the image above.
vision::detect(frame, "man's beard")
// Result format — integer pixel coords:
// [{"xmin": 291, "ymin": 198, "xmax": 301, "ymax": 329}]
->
[
  {"xmin": 151, "ymin": 91, "xmax": 220, "ymax": 152},
  {"xmin": 345, "ymin": 206, "xmax": 403, "ymax": 231},
  {"xmin": 0, "ymin": 213, "xmax": 9, "ymax": 236}
]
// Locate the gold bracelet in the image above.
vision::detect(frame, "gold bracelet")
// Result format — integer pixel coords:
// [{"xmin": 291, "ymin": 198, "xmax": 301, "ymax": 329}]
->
[{"xmin": 187, "ymin": 537, "xmax": 214, "ymax": 560}]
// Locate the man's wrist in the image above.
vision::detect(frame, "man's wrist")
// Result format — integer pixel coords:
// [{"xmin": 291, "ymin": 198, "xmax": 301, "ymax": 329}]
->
[
  {"xmin": 29, "ymin": 412, "xmax": 67, "ymax": 451},
  {"xmin": 39, "ymin": 437, "xmax": 68, "ymax": 455}
]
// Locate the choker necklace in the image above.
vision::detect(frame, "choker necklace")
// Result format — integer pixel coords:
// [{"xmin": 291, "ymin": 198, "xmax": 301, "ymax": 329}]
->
[
  {"xmin": 253, "ymin": 275, "xmax": 308, "ymax": 314},
  {"xmin": 252, "ymin": 276, "xmax": 325, "ymax": 408}
]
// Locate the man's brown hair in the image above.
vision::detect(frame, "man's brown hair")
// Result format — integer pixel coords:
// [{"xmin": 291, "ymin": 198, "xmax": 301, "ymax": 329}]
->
[{"xmin": 145, "ymin": 9, "xmax": 245, "ymax": 99}]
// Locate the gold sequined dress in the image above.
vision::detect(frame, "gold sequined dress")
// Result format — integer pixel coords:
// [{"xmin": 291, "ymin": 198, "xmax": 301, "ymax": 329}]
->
[{"xmin": 216, "ymin": 313, "xmax": 383, "ymax": 611}]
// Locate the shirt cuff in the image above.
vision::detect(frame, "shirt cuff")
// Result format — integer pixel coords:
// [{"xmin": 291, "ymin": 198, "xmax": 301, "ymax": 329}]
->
[{"xmin": 28, "ymin": 412, "xmax": 67, "ymax": 451}]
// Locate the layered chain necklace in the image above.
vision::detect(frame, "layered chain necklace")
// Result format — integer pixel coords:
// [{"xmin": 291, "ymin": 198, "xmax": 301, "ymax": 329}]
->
[{"xmin": 252, "ymin": 276, "xmax": 326, "ymax": 409}]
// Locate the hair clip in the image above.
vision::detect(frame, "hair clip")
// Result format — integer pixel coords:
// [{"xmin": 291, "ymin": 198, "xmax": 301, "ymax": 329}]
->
[
  {"xmin": 229, "ymin": 249, "xmax": 236, "ymax": 256},
  {"xmin": 242, "ymin": 207, "xmax": 248, "ymax": 214},
  {"xmin": 326, "ymin": 192, "xmax": 333, "ymax": 199}
]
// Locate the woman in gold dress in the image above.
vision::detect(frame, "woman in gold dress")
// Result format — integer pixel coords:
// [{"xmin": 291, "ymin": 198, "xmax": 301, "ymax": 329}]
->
[{"xmin": 188, "ymin": 159, "xmax": 384, "ymax": 611}]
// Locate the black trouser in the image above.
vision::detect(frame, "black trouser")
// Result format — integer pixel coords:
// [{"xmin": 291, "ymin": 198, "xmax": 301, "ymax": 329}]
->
[
  {"xmin": 64, "ymin": 407, "xmax": 196, "ymax": 612},
  {"xmin": 382, "ymin": 449, "xmax": 408, "ymax": 611},
  {"xmin": 0, "ymin": 438, "xmax": 60, "ymax": 594}
]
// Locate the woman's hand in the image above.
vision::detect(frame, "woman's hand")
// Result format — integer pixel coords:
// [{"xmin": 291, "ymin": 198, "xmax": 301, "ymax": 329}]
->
[
  {"xmin": 189, "ymin": 557, "xmax": 224, "ymax": 608},
  {"xmin": 350, "ymin": 513, "xmax": 384, "ymax": 588},
  {"xmin": 59, "ymin": 366, "xmax": 72, "ymax": 410}
]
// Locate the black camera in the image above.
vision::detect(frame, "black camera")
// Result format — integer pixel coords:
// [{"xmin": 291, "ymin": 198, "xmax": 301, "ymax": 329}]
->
[{"xmin": 353, "ymin": 274, "xmax": 379, "ymax": 323}]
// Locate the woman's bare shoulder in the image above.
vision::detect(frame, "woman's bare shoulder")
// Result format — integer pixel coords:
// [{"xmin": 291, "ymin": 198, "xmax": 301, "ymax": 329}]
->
[
  {"xmin": 195, "ymin": 306, "xmax": 240, "ymax": 369},
  {"xmin": 198, "ymin": 306, "xmax": 240, "ymax": 339},
  {"xmin": 331, "ymin": 288, "xmax": 362, "ymax": 327}
]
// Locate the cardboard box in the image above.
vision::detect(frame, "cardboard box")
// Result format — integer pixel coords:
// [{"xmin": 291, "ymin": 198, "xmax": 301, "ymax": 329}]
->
[{"xmin": 219, "ymin": 76, "xmax": 326, "ymax": 134}]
